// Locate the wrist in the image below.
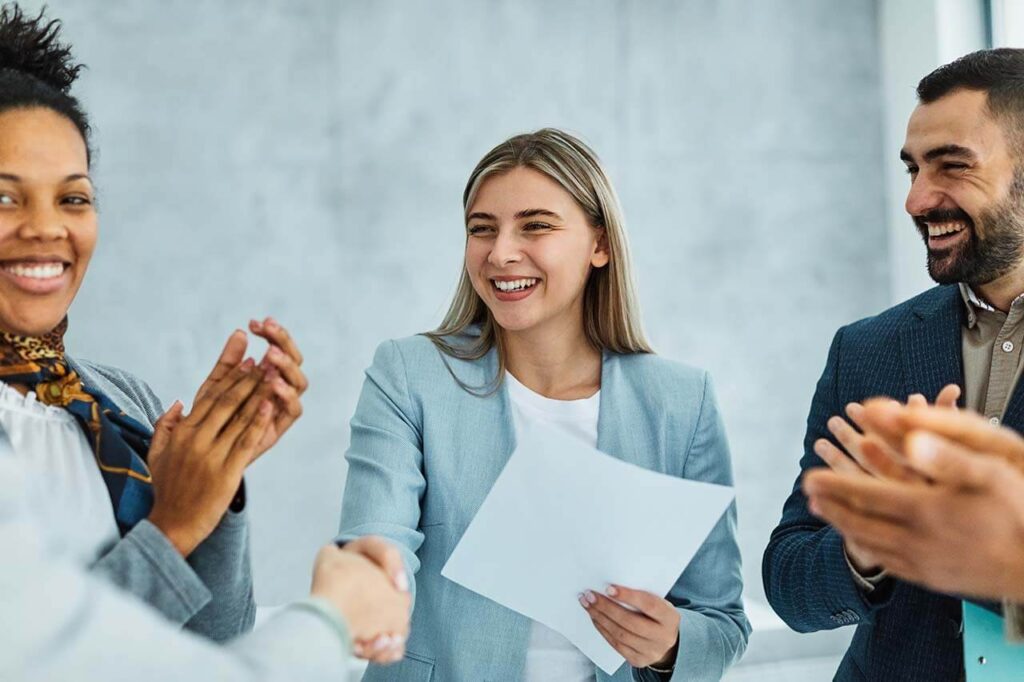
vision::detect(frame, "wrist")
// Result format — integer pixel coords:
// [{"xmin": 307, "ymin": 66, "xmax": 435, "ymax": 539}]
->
[
  {"xmin": 651, "ymin": 633, "xmax": 679, "ymax": 671},
  {"xmin": 147, "ymin": 512, "xmax": 200, "ymax": 557}
]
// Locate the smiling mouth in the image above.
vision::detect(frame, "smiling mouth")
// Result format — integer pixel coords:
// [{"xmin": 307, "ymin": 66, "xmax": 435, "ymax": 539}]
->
[
  {"xmin": 1, "ymin": 260, "xmax": 69, "ymax": 280},
  {"xmin": 924, "ymin": 220, "xmax": 970, "ymax": 249},
  {"xmin": 491, "ymin": 277, "xmax": 539, "ymax": 293}
]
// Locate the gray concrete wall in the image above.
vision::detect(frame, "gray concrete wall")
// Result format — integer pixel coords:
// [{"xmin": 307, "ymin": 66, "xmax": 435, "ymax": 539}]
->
[{"xmin": 39, "ymin": 0, "xmax": 887, "ymax": 608}]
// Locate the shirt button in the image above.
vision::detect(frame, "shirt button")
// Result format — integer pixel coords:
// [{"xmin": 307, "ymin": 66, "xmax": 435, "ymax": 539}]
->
[
  {"xmin": 991, "ymin": 417, "xmax": 1001, "ymax": 425},
  {"xmin": 1003, "ymin": 341, "xmax": 1015, "ymax": 352}
]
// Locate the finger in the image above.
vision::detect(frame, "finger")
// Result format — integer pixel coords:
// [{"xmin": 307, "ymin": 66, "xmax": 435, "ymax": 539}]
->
[
  {"xmin": 860, "ymin": 435, "xmax": 917, "ymax": 482},
  {"xmin": 268, "ymin": 375, "xmax": 303, "ymax": 419},
  {"xmin": 905, "ymin": 431, "xmax": 1014, "ymax": 487},
  {"xmin": 149, "ymin": 401, "xmax": 184, "ymax": 456},
  {"xmin": 345, "ymin": 537, "xmax": 409, "ymax": 592},
  {"xmin": 185, "ymin": 357, "xmax": 258, "ymax": 425},
  {"xmin": 605, "ymin": 585, "xmax": 675, "ymax": 625},
  {"xmin": 225, "ymin": 399, "xmax": 275, "ymax": 471},
  {"xmin": 251, "ymin": 317, "xmax": 304, "ymax": 366},
  {"xmin": 814, "ymin": 438, "xmax": 866, "ymax": 475},
  {"xmin": 802, "ymin": 469, "xmax": 919, "ymax": 522},
  {"xmin": 581, "ymin": 602, "xmax": 643, "ymax": 659},
  {"xmin": 867, "ymin": 399, "xmax": 1024, "ymax": 458},
  {"xmin": 194, "ymin": 331, "xmax": 249, "ymax": 403},
  {"xmin": 828, "ymin": 416, "xmax": 882, "ymax": 476},
  {"xmin": 808, "ymin": 495, "xmax": 913, "ymax": 554},
  {"xmin": 907, "ymin": 393, "xmax": 927, "ymax": 408},
  {"xmin": 844, "ymin": 402, "xmax": 867, "ymax": 430},
  {"xmin": 936, "ymin": 384, "xmax": 961, "ymax": 408},
  {"xmin": 217, "ymin": 384, "xmax": 275, "ymax": 451},
  {"xmin": 193, "ymin": 370, "xmax": 264, "ymax": 437},
  {"xmin": 262, "ymin": 345, "xmax": 308, "ymax": 394},
  {"xmin": 584, "ymin": 591, "xmax": 660, "ymax": 641}
]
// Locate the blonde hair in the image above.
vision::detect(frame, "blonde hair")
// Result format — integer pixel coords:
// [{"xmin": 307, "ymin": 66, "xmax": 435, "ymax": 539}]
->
[{"xmin": 425, "ymin": 128, "xmax": 652, "ymax": 392}]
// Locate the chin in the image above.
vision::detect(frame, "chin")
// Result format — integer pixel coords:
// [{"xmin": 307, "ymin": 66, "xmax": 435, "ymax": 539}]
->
[{"xmin": 0, "ymin": 312, "xmax": 66, "ymax": 338}]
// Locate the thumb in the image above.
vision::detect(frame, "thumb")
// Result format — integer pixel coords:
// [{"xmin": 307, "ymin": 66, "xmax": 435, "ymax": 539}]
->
[
  {"xmin": 905, "ymin": 430, "xmax": 999, "ymax": 488},
  {"xmin": 150, "ymin": 401, "xmax": 184, "ymax": 460}
]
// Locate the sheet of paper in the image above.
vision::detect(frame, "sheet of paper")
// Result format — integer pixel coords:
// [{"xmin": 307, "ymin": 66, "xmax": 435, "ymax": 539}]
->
[{"xmin": 441, "ymin": 420, "xmax": 735, "ymax": 674}]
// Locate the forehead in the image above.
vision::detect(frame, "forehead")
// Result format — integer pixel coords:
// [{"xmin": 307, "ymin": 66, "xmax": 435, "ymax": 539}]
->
[
  {"xmin": 470, "ymin": 166, "xmax": 577, "ymax": 214},
  {"xmin": 0, "ymin": 107, "xmax": 88, "ymax": 175},
  {"xmin": 904, "ymin": 89, "xmax": 1007, "ymax": 158}
]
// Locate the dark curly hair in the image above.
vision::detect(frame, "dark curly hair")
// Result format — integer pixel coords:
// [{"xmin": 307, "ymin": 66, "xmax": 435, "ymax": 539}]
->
[{"xmin": 0, "ymin": 3, "xmax": 91, "ymax": 163}]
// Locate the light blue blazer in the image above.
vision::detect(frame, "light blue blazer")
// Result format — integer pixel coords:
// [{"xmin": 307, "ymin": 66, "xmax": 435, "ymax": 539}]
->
[{"xmin": 337, "ymin": 333, "xmax": 750, "ymax": 681}]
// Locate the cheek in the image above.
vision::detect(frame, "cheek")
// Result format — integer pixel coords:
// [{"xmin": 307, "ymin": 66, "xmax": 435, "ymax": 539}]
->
[{"xmin": 71, "ymin": 220, "xmax": 98, "ymax": 271}]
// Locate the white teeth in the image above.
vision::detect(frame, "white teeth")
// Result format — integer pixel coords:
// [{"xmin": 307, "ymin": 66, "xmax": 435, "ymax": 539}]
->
[
  {"xmin": 3, "ymin": 262, "xmax": 65, "ymax": 279},
  {"xmin": 927, "ymin": 222, "xmax": 967, "ymax": 237},
  {"xmin": 493, "ymin": 278, "xmax": 538, "ymax": 292}
]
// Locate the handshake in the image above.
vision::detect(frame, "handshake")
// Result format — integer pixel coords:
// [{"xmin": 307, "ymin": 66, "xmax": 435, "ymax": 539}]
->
[{"xmin": 309, "ymin": 536, "xmax": 412, "ymax": 663}]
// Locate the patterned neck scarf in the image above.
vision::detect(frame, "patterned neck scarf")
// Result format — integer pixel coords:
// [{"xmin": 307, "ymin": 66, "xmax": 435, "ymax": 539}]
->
[{"xmin": 0, "ymin": 318, "xmax": 153, "ymax": 535}]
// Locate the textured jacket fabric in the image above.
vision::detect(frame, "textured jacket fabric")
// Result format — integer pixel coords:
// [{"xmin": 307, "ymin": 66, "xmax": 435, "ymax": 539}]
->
[
  {"xmin": 338, "ymin": 334, "xmax": 750, "ymax": 682},
  {"xmin": 68, "ymin": 357, "xmax": 256, "ymax": 641},
  {"xmin": 762, "ymin": 284, "xmax": 1013, "ymax": 681},
  {"xmin": 0, "ymin": 431, "xmax": 353, "ymax": 681}
]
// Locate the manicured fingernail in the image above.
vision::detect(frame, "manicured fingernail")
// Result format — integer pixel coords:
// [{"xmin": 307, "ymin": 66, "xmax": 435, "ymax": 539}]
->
[
  {"xmin": 266, "ymin": 318, "xmax": 279, "ymax": 331},
  {"xmin": 268, "ymin": 346, "xmax": 283, "ymax": 359},
  {"xmin": 585, "ymin": 590, "xmax": 597, "ymax": 604},
  {"xmin": 241, "ymin": 358, "xmax": 255, "ymax": 372},
  {"xmin": 579, "ymin": 594, "xmax": 589, "ymax": 608},
  {"xmin": 259, "ymin": 400, "xmax": 272, "ymax": 415},
  {"xmin": 605, "ymin": 585, "xmax": 618, "ymax": 597},
  {"xmin": 395, "ymin": 571, "xmax": 409, "ymax": 593}
]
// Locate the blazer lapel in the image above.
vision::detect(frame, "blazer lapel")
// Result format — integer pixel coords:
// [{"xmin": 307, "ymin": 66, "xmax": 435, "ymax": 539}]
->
[{"xmin": 899, "ymin": 286, "xmax": 966, "ymax": 404}]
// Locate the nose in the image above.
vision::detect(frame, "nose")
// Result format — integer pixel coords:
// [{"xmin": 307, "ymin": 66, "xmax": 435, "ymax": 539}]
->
[
  {"xmin": 487, "ymin": 229, "xmax": 522, "ymax": 267},
  {"xmin": 905, "ymin": 174, "xmax": 946, "ymax": 218},
  {"xmin": 17, "ymin": 199, "xmax": 69, "ymax": 242}
]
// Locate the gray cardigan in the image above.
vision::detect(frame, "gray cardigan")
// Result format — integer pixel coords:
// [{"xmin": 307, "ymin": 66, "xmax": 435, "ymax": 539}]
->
[{"xmin": 69, "ymin": 357, "xmax": 256, "ymax": 641}]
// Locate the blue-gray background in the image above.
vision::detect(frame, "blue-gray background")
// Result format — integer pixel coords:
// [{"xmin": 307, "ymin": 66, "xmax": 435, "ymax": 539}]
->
[{"xmin": 46, "ymin": 0, "xmax": 889, "ymax": 627}]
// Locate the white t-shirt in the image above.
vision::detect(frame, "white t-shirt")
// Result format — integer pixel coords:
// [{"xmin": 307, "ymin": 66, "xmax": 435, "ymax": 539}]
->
[
  {"xmin": 0, "ymin": 381, "xmax": 119, "ymax": 563},
  {"xmin": 506, "ymin": 371, "xmax": 599, "ymax": 682}
]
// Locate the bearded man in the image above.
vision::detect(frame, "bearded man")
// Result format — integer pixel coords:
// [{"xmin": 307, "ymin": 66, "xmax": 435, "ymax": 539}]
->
[{"xmin": 763, "ymin": 48, "xmax": 1024, "ymax": 681}]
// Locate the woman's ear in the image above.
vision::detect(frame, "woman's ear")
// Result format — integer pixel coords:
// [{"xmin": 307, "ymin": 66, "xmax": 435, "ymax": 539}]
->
[{"xmin": 591, "ymin": 229, "xmax": 610, "ymax": 269}]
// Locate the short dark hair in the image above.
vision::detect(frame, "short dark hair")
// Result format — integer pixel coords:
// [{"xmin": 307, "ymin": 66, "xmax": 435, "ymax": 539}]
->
[
  {"xmin": 918, "ymin": 48, "xmax": 1024, "ymax": 152},
  {"xmin": 0, "ymin": 3, "xmax": 91, "ymax": 163}
]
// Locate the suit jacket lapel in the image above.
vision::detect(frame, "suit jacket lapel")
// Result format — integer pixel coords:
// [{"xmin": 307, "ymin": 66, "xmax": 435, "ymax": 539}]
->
[{"xmin": 899, "ymin": 286, "xmax": 965, "ymax": 404}]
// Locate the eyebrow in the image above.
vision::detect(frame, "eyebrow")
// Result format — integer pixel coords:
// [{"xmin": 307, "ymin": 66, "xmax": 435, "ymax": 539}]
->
[
  {"xmin": 0, "ymin": 172, "xmax": 92, "ymax": 184},
  {"xmin": 899, "ymin": 144, "xmax": 977, "ymax": 164},
  {"xmin": 465, "ymin": 208, "xmax": 563, "ymax": 222}
]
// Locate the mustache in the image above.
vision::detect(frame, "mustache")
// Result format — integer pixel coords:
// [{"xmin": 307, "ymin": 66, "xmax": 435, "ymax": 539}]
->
[{"xmin": 913, "ymin": 208, "xmax": 973, "ymax": 231}]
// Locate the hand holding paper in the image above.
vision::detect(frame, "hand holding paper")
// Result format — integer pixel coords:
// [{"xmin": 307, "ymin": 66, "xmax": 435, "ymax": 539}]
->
[{"xmin": 441, "ymin": 420, "xmax": 735, "ymax": 674}]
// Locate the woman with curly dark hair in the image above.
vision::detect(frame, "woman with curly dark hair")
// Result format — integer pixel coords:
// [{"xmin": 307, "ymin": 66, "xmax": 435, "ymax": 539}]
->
[{"xmin": 0, "ymin": 3, "xmax": 312, "ymax": 641}]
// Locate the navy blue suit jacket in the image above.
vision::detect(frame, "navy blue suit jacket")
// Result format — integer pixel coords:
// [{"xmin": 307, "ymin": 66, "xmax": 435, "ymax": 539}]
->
[{"xmin": 763, "ymin": 285, "xmax": 1014, "ymax": 681}]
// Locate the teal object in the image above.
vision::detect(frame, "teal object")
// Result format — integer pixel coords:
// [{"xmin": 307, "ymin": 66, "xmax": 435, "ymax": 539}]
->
[{"xmin": 964, "ymin": 601, "xmax": 1024, "ymax": 680}]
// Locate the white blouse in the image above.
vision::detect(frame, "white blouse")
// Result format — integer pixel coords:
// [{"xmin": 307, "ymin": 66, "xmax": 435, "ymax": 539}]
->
[
  {"xmin": 507, "ymin": 372, "xmax": 600, "ymax": 682},
  {"xmin": 0, "ymin": 381, "xmax": 119, "ymax": 564}
]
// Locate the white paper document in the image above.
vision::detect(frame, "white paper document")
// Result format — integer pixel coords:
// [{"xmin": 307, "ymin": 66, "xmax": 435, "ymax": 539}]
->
[{"xmin": 441, "ymin": 420, "xmax": 735, "ymax": 675}]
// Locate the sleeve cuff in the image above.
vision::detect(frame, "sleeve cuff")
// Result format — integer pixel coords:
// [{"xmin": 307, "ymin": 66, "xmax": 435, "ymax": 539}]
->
[
  {"xmin": 844, "ymin": 547, "xmax": 888, "ymax": 593},
  {"xmin": 1004, "ymin": 600, "xmax": 1024, "ymax": 642},
  {"xmin": 288, "ymin": 597, "xmax": 354, "ymax": 653},
  {"xmin": 120, "ymin": 519, "xmax": 212, "ymax": 621}
]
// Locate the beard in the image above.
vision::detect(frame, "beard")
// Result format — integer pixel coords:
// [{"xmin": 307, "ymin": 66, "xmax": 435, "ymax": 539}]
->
[{"xmin": 917, "ymin": 169, "xmax": 1024, "ymax": 286}]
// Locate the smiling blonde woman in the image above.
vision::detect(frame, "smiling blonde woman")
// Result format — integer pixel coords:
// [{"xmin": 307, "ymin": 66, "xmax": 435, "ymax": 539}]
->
[{"xmin": 338, "ymin": 128, "xmax": 750, "ymax": 681}]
